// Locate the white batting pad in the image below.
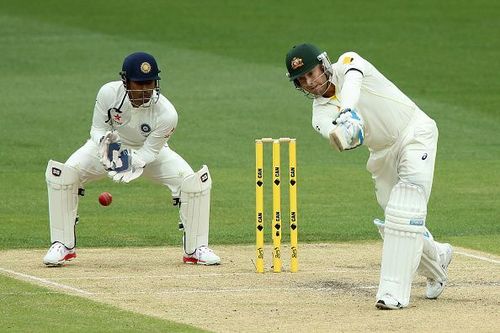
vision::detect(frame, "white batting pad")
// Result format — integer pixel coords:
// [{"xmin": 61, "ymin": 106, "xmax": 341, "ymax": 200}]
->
[
  {"xmin": 418, "ymin": 231, "xmax": 448, "ymax": 282},
  {"xmin": 376, "ymin": 182, "xmax": 426, "ymax": 307},
  {"xmin": 45, "ymin": 160, "xmax": 80, "ymax": 249},
  {"xmin": 180, "ymin": 165, "xmax": 212, "ymax": 255},
  {"xmin": 374, "ymin": 219, "xmax": 447, "ymax": 283}
]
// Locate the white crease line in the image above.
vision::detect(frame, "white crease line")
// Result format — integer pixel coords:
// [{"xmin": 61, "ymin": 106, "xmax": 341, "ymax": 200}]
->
[
  {"xmin": 47, "ymin": 269, "xmax": 371, "ymax": 281},
  {"xmin": 0, "ymin": 267, "xmax": 93, "ymax": 296},
  {"xmin": 455, "ymin": 251, "xmax": 500, "ymax": 264},
  {"xmin": 90, "ymin": 285, "xmax": 380, "ymax": 295},
  {"xmin": 0, "ymin": 291, "xmax": 60, "ymax": 296}
]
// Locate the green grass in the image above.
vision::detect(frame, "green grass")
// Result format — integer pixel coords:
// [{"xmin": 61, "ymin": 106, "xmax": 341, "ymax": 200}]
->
[
  {"xmin": 0, "ymin": 0, "xmax": 499, "ymax": 331},
  {"xmin": 0, "ymin": 274, "xmax": 208, "ymax": 332},
  {"xmin": 0, "ymin": 0, "xmax": 498, "ymax": 253}
]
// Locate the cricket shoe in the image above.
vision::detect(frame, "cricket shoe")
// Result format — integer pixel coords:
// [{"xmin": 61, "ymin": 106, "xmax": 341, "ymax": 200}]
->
[
  {"xmin": 426, "ymin": 243, "xmax": 453, "ymax": 299},
  {"xmin": 183, "ymin": 246, "xmax": 220, "ymax": 265},
  {"xmin": 43, "ymin": 242, "xmax": 76, "ymax": 266},
  {"xmin": 375, "ymin": 295, "xmax": 403, "ymax": 310}
]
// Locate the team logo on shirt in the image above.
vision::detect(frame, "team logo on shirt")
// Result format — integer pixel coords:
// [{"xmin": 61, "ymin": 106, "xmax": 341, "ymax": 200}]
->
[
  {"xmin": 107, "ymin": 107, "xmax": 127, "ymax": 125},
  {"xmin": 140, "ymin": 62, "xmax": 151, "ymax": 74},
  {"xmin": 343, "ymin": 57, "xmax": 354, "ymax": 64},
  {"xmin": 140, "ymin": 123, "xmax": 152, "ymax": 136},
  {"xmin": 291, "ymin": 57, "xmax": 304, "ymax": 70}
]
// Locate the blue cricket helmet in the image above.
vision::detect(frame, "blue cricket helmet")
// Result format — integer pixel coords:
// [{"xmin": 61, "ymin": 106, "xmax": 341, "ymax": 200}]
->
[{"xmin": 120, "ymin": 52, "xmax": 161, "ymax": 81}]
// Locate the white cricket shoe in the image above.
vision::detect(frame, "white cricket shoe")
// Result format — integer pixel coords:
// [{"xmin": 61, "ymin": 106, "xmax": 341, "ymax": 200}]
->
[
  {"xmin": 183, "ymin": 246, "xmax": 220, "ymax": 265},
  {"xmin": 43, "ymin": 242, "xmax": 76, "ymax": 266},
  {"xmin": 426, "ymin": 243, "xmax": 453, "ymax": 299},
  {"xmin": 375, "ymin": 294, "xmax": 403, "ymax": 310}
]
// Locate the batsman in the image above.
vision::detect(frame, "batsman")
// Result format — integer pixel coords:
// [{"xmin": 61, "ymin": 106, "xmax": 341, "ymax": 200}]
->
[
  {"xmin": 43, "ymin": 52, "xmax": 220, "ymax": 266},
  {"xmin": 285, "ymin": 43, "xmax": 453, "ymax": 309}
]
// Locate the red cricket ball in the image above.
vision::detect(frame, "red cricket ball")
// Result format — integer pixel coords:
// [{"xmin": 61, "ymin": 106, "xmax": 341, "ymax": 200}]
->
[{"xmin": 98, "ymin": 192, "xmax": 112, "ymax": 206}]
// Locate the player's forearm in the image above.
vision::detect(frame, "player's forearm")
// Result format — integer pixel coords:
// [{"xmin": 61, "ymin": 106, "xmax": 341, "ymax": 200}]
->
[
  {"xmin": 314, "ymin": 119, "xmax": 336, "ymax": 140},
  {"xmin": 90, "ymin": 124, "xmax": 111, "ymax": 145},
  {"xmin": 312, "ymin": 106, "xmax": 341, "ymax": 140},
  {"xmin": 135, "ymin": 133, "xmax": 169, "ymax": 164},
  {"xmin": 340, "ymin": 70, "xmax": 363, "ymax": 110},
  {"xmin": 90, "ymin": 98, "xmax": 113, "ymax": 145}
]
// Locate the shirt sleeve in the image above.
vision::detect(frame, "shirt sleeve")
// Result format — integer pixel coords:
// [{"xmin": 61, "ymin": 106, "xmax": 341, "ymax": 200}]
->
[
  {"xmin": 135, "ymin": 108, "xmax": 178, "ymax": 165},
  {"xmin": 312, "ymin": 102, "xmax": 341, "ymax": 139},
  {"xmin": 336, "ymin": 52, "xmax": 366, "ymax": 110},
  {"xmin": 90, "ymin": 85, "xmax": 113, "ymax": 145},
  {"xmin": 340, "ymin": 70, "xmax": 363, "ymax": 110}
]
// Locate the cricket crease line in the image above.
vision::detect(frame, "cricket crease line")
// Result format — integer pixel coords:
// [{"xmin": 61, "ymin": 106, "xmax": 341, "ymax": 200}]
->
[
  {"xmin": 0, "ymin": 291, "xmax": 61, "ymax": 296},
  {"xmin": 89, "ymin": 285, "xmax": 380, "ymax": 295},
  {"xmin": 0, "ymin": 267, "xmax": 93, "ymax": 296},
  {"xmin": 47, "ymin": 268, "xmax": 367, "ymax": 281},
  {"xmin": 455, "ymin": 251, "xmax": 500, "ymax": 264}
]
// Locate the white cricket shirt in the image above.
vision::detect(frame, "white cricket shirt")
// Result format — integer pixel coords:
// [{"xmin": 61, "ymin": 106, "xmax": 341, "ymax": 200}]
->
[
  {"xmin": 90, "ymin": 81, "xmax": 178, "ymax": 164},
  {"xmin": 312, "ymin": 52, "xmax": 421, "ymax": 151}
]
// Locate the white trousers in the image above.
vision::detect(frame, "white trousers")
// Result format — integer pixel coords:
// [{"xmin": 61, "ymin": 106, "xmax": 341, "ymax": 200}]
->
[
  {"xmin": 66, "ymin": 140, "xmax": 194, "ymax": 197},
  {"xmin": 368, "ymin": 109, "xmax": 448, "ymax": 292},
  {"xmin": 366, "ymin": 109, "xmax": 438, "ymax": 210}
]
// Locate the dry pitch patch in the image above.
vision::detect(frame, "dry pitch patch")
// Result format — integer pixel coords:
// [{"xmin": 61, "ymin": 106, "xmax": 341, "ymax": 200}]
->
[{"xmin": 0, "ymin": 243, "xmax": 499, "ymax": 332}]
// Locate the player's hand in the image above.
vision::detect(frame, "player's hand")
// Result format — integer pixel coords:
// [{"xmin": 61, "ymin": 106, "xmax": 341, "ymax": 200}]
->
[
  {"xmin": 329, "ymin": 108, "xmax": 364, "ymax": 151},
  {"xmin": 107, "ymin": 150, "xmax": 145, "ymax": 183},
  {"xmin": 99, "ymin": 131, "xmax": 121, "ymax": 169}
]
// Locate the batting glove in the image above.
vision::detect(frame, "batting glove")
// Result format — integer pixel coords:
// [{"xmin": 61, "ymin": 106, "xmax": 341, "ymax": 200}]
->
[{"xmin": 329, "ymin": 108, "xmax": 365, "ymax": 151}]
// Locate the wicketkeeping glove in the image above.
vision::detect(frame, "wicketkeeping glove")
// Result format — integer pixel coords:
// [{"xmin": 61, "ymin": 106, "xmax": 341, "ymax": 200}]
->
[
  {"xmin": 107, "ymin": 149, "xmax": 145, "ymax": 183},
  {"xmin": 99, "ymin": 131, "xmax": 121, "ymax": 170},
  {"xmin": 98, "ymin": 131, "xmax": 146, "ymax": 183}
]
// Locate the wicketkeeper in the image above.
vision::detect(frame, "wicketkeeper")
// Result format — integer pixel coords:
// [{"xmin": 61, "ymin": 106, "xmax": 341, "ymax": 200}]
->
[
  {"xmin": 285, "ymin": 43, "xmax": 453, "ymax": 310},
  {"xmin": 44, "ymin": 52, "xmax": 220, "ymax": 266}
]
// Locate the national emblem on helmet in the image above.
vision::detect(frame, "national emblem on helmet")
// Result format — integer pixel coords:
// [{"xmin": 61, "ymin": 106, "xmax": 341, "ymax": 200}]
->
[
  {"xmin": 140, "ymin": 62, "xmax": 152, "ymax": 74},
  {"xmin": 285, "ymin": 43, "xmax": 323, "ymax": 80},
  {"xmin": 120, "ymin": 52, "xmax": 161, "ymax": 82},
  {"xmin": 285, "ymin": 43, "xmax": 333, "ymax": 93}
]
